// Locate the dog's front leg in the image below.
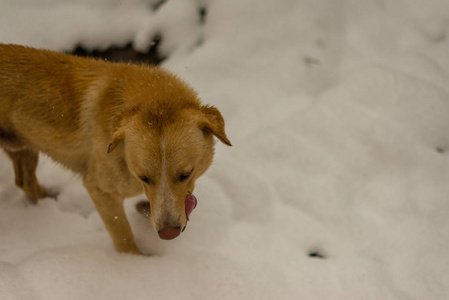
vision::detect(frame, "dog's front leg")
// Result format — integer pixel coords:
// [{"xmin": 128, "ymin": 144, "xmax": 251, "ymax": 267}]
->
[{"xmin": 83, "ymin": 180, "xmax": 143, "ymax": 255}]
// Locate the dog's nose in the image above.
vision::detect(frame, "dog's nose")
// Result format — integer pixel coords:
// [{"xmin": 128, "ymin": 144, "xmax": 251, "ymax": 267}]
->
[{"xmin": 158, "ymin": 227, "xmax": 181, "ymax": 240}]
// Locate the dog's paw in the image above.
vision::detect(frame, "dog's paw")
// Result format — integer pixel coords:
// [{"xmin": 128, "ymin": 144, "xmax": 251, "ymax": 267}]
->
[
  {"xmin": 26, "ymin": 186, "xmax": 59, "ymax": 203},
  {"xmin": 125, "ymin": 246, "xmax": 146, "ymax": 256},
  {"xmin": 116, "ymin": 241, "xmax": 146, "ymax": 256},
  {"xmin": 135, "ymin": 200, "xmax": 151, "ymax": 218},
  {"xmin": 43, "ymin": 187, "xmax": 60, "ymax": 200}
]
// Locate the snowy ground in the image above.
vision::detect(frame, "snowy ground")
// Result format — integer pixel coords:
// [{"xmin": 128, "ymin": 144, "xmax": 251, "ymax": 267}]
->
[{"xmin": 1, "ymin": 0, "xmax": 449, "ymax": 299}]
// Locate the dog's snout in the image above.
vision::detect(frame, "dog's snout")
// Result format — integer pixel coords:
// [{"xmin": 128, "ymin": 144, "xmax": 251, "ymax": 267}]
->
[{"xmin": 158, "ymin": 226, "xmax": 182, "ymax": 240}]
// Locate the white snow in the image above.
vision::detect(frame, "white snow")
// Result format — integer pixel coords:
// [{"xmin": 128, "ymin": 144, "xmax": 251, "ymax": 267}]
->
[{"xmin": 1, "ymin": 0, "xmax": 449, "ymax": 299}]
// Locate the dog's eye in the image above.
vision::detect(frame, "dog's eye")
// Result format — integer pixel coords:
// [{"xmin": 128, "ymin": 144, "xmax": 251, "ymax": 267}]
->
[
  {"xmin": 179, "ymin": 170, "xmax": 193, "ymax": 182},
  {"xmin": 139, "ymin": 176, "xmax": 153, "ymax": 185},
  {"xmin": 179, "ymin": 174, "xmax": 190, "ymax": 182}
]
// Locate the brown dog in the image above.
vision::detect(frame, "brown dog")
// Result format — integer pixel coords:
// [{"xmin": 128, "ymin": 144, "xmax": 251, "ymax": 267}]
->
[{"xmin": 0, "ymin": 44, "xmax": 231, "ymax": 255}]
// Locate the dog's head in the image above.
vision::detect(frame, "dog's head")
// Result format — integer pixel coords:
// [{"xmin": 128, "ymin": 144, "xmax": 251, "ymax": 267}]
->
[{"xmin": 107, "ymin": 92, "xmax": 231, "ymax": 240}]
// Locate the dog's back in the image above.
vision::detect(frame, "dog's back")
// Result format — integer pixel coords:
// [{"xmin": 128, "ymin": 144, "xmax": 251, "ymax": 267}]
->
[
  {"xmin": 0, "ymin": 44, "xmax": 113, "ymax": 172},
  {"xmin": 0, "ymin": 44, "xmax": 94, "ymax": 123}
]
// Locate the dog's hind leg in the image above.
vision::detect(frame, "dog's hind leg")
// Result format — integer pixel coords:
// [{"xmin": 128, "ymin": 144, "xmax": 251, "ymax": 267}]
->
[{"xmin": 4, "ymin": 148, "xmax": 50, "ymax": 203}]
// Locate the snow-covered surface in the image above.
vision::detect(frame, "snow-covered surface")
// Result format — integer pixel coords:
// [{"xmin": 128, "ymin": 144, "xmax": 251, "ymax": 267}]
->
[{"xmin": 1, "ymin": 0, "xmax": 449, "ymax": 299}]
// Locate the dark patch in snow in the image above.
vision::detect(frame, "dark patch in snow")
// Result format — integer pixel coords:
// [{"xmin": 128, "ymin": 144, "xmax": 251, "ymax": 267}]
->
[
  {"xmin": 315, "ymin": 38, "xmax": 326, "ymax": 48},
  {"xmin": 196, "ymin": 35, "xmax": 205, "ymax": 48},
  {"xmin": 71, "ymin": 38, "xmax": 165, "ymax": 65},
  {"xmin": 199, "ymin": 7, "xmax": 207, "ymax": 24},
  {"xmin": 304, "ymin": 56, "xmax": 321, "ymax": 66},
  {"xmin": 308, "ymin": 251, "xmax": 326, "ymax": 259},
  {"xmin": 152, "ymin": 0, "xmax": 167, "ymax": 11},
  {"xmin": 436, "ymin": 147, "xmax": 445, "ymax": 154}
]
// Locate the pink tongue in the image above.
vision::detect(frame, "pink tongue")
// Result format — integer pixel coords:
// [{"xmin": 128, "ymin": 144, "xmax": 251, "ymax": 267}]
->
[{"xmin": 185, "ymin": 193, "xmax": 197, "ymax": 221}]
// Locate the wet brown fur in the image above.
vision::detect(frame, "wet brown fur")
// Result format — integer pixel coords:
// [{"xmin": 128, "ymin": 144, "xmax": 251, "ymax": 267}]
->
[{"xmin": 0, "ymin": 44, "xmax": 231, "ymax": 254}]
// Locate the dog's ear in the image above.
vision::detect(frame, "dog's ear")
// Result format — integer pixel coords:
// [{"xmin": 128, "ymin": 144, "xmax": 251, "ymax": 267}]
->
[
  {"xmin": 107, "ymin": 106, "xmax": 139, "ymax": 153},
  {"xmin": 199, "ymin": 105, "xmax": 232, "ymax": 146},
  {"xmin": 107, "ymin": 127, "xmax": 125, "ymax": 153}
]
